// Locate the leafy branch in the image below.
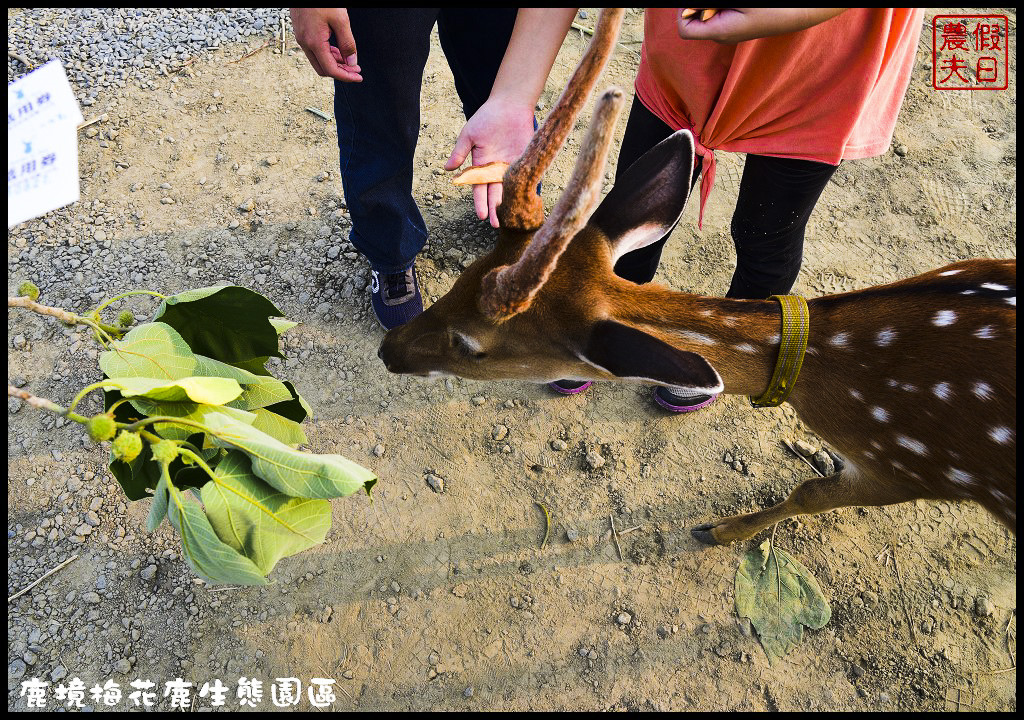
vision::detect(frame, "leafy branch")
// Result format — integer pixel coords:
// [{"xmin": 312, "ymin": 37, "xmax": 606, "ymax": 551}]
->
[{"xmin": 9, "ymin": 282, "xmax": 377, "ymax": 586}]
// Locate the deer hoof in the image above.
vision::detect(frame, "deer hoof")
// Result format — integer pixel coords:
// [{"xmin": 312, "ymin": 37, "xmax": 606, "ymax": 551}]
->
[{"xmin": 690, "ymin": 523, "xmax": 722, "ymax": 546}]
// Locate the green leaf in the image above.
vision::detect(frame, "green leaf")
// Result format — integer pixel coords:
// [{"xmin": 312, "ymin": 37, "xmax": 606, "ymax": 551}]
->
[
  {"xmin": 113, "ymin": 376, "xmax": 243, "ymax": 406},
  {"xmin": 100, "ymin": 322, "xmax": 199, "ymax": 381},
  {"xmin": 147, "ymin": 471, "xmax": 169, "ymax": 531},
  {"xmin": 250, "ymin": 408, "xmax": 308, "ymax": 447},
  {"xmin": 269, "ymin": 317, "xmax": 299, "ymax": 335},
  {"xmin": 263, "ymin": 380, "xmax": 312, "ymax": 423},
  {"xmin": 152, "ymin": 285, "xmax": 285, "ymax": 364},
  {"xmin": 735, "ymin": 538, "xmax": 831, "ymax": 664},
  {"xmin": 164, "ymin": 468, "xmax": 268, "ymax": 586},
  {"xmin": 127, "ymin": 399, "xmax": 257, "ymax": 443},
  {"xmin": 228, "ymin": 374, "xmax": 293, "ymax": 411},
  {"xmin": 202, "ymin": 411, "xmax": 377, "ymax": 499},
  {"xmin": 231, "ymin": 356, "xmax": 271, "ymax": 376},
  {"xmin": 108, "ymin": 440, "xmax": 161, "ymax": 500},
  {"xmin": 201, "ymin": 451, "xmax": 331, "ymax": 575}
]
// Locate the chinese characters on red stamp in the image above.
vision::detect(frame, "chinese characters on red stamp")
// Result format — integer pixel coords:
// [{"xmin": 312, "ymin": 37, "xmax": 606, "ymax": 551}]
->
[{"xmin": 933, "ymin": 15, "xmax": 1009, "ymax": 90}]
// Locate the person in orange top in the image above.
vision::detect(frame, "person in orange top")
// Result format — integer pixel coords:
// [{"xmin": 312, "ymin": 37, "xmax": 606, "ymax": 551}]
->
[{"xmin": 452, "ymin": 8, "xmax": 924, "ymax": 410}]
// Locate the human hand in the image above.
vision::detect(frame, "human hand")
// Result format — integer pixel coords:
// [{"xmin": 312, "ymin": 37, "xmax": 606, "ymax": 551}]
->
[
  {"xmin": 290, "ymin": 7, "xmax": 362, "ymax": 82},
  {"xmin": 445, "ymin": 98, "xmax": 537, "ymax": 228},
  {"xmin": 677, "ymin": 8, "xmax": 848, "ymax": 44}
]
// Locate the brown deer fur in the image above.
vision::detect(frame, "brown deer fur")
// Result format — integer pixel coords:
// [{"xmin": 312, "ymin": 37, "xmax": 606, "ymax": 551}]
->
[{"xmin": 378, "ymin": 8, "xmax": 1016, "ymax": 544}]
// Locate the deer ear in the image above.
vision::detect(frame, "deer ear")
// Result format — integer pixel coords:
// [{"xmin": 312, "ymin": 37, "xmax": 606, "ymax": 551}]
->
[
  {"xmin": 578, "ymin": 319, "xmax": 723, "ymax": 395},
  {"xmin": 589, "ymin": 129, "xmax": 696, "ymax": 263}
]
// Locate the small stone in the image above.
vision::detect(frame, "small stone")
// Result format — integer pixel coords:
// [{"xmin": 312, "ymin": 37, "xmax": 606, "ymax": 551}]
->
[
  {"xmin": 342, "ymin": 670, "xmax": 354, "ymax": 680},
  {"xmin": 471, "ymin": 395, "xmax": 486, "ymax": 406},
  {"xmin": 585, "ymin": 450, "xmax": 605, "ymax": 469},
  {"xmin": 140, "ymin": 564, "xmax": 157, "ymax": 581},
  {"xmin": 463, "ymin": 686, "xmax": 474, "ymax": 698},
  {"xmin": 616, "ymin": 612, "xmax": 632, "ymax": 626},
  {"xmin": 9, "ymin": 659, "xmax": 27, "ymax": 680},
  {"xmin": 894, "ymin": 144, "xmax": 908, "ymax": 157},
  {"xmin": 114, "ymin": 658, "xmax": 132, "ymax": 674},
  {"xmin": 451, "ymin": 583, "xmax": 468, "ymax": 598},
  {"xmin": 491, "ymin": 424, "xmax": 508, "ymax": 441},
  {"xmin": 372, "ymin": 443, "xmax": 385, "ymax": 457},
  {"xmin": 565, "ymin": 527, "xmax": 580, "ymax": 542},
  {"xmin": 426, "ymin": 474, "xmax": 444, "ymax": 493},
  {"xmin": 793, "ymin": 439, "xmax": 817, "ymax": 457},
  {"xmin": 975, "ymin": 596, "xmax": 995, "ymax": 617},
  {"xmin": 550, "ymin": 439, "xmax": 566, "ymax": 451}
]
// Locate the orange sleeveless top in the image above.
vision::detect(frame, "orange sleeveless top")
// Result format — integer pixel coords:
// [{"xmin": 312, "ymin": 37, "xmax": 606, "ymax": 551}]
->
[{"xmin": 634, "ymin": 8, "xmax": 924, "ymax": 225}]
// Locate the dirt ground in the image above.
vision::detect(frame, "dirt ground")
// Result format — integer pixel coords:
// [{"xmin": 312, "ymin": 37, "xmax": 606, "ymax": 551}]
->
[{"xmin": 7, "ymin": 8, "xmax": 1016, "ymax": 712}]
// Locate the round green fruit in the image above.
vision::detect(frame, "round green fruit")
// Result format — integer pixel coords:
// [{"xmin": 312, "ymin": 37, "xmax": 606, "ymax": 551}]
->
[
  {"xmin": 151, "ymin": 439, "xmax": 179, "ymax": 465},
  {"xmin": 111, "ymin": 431, "xmax": 143, "ymax": 463},
  {"xmin": 86, "ymin": 414, "xmax": 117, "ymax": 443},
  {"xmin": 18, "ymin": 280, "xmax": 40, "ymax": 301}
]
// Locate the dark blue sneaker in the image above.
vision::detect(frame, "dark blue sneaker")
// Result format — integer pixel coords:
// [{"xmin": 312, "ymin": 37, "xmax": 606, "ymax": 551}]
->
[{"xmin": 370, "ymin": 265, "xmax": 423, "ymax": 330}]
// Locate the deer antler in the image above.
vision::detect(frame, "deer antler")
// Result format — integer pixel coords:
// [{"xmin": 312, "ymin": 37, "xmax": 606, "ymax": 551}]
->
[
  {"xmin": 481, "ymin": 87, "xmax": 625, "ymax": 320},
  {"xmin": 497, "ymin": 7, "xmax": 625, "ymax": 232}
]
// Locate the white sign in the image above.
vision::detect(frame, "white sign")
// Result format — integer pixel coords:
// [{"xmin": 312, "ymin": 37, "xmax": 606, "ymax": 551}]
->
[{"xmin": 7, "ymin": 60, "xmax": 84, "ymax": 228}]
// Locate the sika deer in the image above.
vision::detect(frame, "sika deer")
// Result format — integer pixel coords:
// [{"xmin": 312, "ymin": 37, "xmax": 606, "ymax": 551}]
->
[{"xmin": 377, "ymin": 8, "xmax": 1016, "ymax": 543}]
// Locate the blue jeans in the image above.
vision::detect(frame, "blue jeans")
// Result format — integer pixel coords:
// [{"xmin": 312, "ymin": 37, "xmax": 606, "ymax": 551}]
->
[{"xmin": 333, "ymin": 8, "xmax": 519, "ymax": 273}]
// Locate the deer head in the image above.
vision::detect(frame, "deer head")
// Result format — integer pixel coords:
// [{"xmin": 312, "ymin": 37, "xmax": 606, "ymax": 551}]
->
[{"xmin": 378, "ymin": 8, "xmax": 724, "ymax": 398}]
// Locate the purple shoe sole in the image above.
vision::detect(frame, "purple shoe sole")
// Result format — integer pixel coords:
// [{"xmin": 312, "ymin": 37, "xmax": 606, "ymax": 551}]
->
[
  {"xmin": 548, "ymin": 381, "xmax": 593, "ymax": 395},
  {"xmin": 653, "ymin": 389, "xmax": 718, "ymax": 413}
]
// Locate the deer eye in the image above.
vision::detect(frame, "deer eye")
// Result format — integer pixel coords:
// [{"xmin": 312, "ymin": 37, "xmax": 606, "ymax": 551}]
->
[{"xmin": 451, "ymin": 332, "xmax": 487, "ymax": 359}]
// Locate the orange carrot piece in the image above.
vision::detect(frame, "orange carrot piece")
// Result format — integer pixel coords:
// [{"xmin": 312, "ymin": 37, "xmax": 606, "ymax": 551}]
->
[{"xmin": 451, "ymin": 161, "xmax": 510, "ymax": 186}]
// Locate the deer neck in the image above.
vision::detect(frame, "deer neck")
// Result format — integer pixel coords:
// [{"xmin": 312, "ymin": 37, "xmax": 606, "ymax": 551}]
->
[{"xmin": 610, "ymin": 283, "xmax": 783, "ymax": 397}]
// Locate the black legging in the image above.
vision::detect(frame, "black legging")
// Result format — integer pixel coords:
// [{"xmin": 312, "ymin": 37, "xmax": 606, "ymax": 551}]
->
[{"xmin": 611, "ymin": 100, "xmax": 838, "ymax": 300}]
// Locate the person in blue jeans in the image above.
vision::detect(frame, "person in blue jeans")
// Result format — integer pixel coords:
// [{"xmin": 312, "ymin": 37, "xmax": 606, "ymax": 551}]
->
[{"xmin": 290, "ymin": 8, "xmax": 577, "ymax": 329}]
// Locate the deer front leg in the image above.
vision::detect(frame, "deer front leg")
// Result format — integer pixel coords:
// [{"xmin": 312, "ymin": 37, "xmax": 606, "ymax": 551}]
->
[{"xmin": 691, "ymin": 467, "xmax": 922, "ymax": 545}]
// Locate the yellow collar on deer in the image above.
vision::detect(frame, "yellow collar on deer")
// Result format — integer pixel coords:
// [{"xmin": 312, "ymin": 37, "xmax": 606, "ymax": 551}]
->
[{"xmin": 749, "ymin": 295, "xmax": 809, "ymax": 408}]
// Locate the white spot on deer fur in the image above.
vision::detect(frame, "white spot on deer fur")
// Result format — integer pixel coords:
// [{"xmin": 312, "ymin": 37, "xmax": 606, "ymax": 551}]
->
[
  {"xmin": 895, "ymin": 435, "xmax": 929, "ymax": 456},
  {"xmin": 946, "ymin": 468, "xmax": 974, "ymax": 487},
  {"xmin": 891, "ymin": 460, "xmax": 906, "ymax": 472},
  {"xmin": 988, "ymin": 426, "xmax": 1012, "ymax": 444},
  {"xmin": 734, "ymin": 343, "xmax": 756, "ymax": 354},
  {"xmin": 960, "ymin": 290, "xmax": 976, "ymax": 295},
  {"xmin": 863, "ymin": 450, "xmax": 876, "ymax": 460},
  {"xmin": 981, "ymin": 283, "xmax": 1009, "ymax": 291},
  {"xmin": 679, "ymin": 331, "xmax": 716, "ymax": 346},
  {"xmin": 886, "ymin": 378, "xmax": 898, "ymax": 388},
  {"xmin": 932, "ymin": 382, "xmax": 952, "ymax": 401},
  {"xmin": 939, "ymin": 269, "xmax": 963, "ymax": 276},
  {"xmin": 1008, "ymin": 296, "xmax": 1016, "ymax": 306},
  {"xmin": 805, "ymin": 346, "xmax": 818, "ymax": 356},
  {"xmin": 901, "ymin": 383, "xmax": 917, "ymax": 392},
  {"xmin": 829, "ymin": 332, "xmax": 850, "ymax": 347},
  {"xmin": 974, "ymin": 325, "xmax": 995, "ymax": 339},
  {"xmin": 869, "ymin": 440, "xmax": 883, "ymax": 451},
  {"xmin": 870, "ymin": 406, "xmax": 890, "ymax": 422},
  {"xmin": 699, "ymin": 310, "xmax": 714, "ymax": 317},
  {"xmin": 768, "ymin": 334, "xmax": 780, "ymax": 345},
  {"xmin": 933, "ymin": 310, "xmax": 956, "ymax": 326},
  {"xmin": 849, "ymin": 388, "xmax": 864, "ymax": 401},
  {"xmin": 973, "ymin": 381, "xmax": 994, "ymax": 400},
  {"xmin": 722, "ymin": 316, "xmax": 738, "ymax": 327},
  {"xmin": 876, "ymin": 327, "xmax": 897, "ymax": 346}
]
